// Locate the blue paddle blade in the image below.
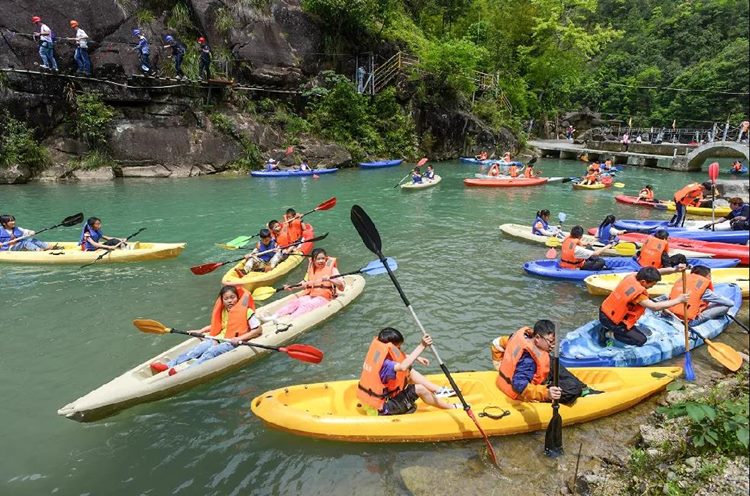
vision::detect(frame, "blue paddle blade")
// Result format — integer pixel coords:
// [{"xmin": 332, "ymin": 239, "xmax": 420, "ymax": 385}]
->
[
  {"xmin": 558, "ymin": 212, "xmax": 567, "ymax": 223},
  {"xmin": 361, "ymin": 257, "xmax": 397, "ymax": 275},
  {"xmin": 684, "ymin": 352, "xmax": 695, "ymax": 381}
]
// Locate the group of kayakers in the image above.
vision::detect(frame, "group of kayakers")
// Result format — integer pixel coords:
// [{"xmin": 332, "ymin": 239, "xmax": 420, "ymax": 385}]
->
[
  {"xmin": 27, "ymin": 15, "xmax": 212, "ymax": 79},
  {"xmin": 578, "ymin": 159, "xmax": 617, "ymax": 186},
  {"xmin": 0, "ymin": 214, "xmax": 127, "ymax": 252},
  {"xmin": 410, "ymin": 164, "xmax": 436, "ymax": 183}
]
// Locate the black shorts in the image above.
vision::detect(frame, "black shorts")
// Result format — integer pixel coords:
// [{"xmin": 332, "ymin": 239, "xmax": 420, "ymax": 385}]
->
[{"xmin": 380, "ymin": 384, "xmax": 418, "ymax": 416}]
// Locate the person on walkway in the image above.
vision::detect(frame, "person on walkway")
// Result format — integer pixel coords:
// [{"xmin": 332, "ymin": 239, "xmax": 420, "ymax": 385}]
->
[
  {"xmin": 702, "ymin": 197, "xmax": 749, "ymax": 231},
  {"xmin": 197, "ymin": 37, "xmax": 211, "ymax": 80},
  {"xmin": 69, "ymin": 20, "xmax": 91, "ymax": 76},
  {"xmin": 621, "ymin": 133, "xmax": 630, "ymax": 152},
  {"xmin": 638, "ymin": 185, "xmax": 656, "ymax": 202},
  {"xmin": 0, "ymin": 215, "xmax": 51, "ymax": 251},
  {"xmin": 664, "ymin": 266, "xmax": 734, "ymax": 326},
  {"xmin": 357, "ymin": 327, "xmax": 458, "ymax": 415},
  {"xmin": 267, "ymin": 248, "xmax": 346, "ymax": 321},
  {"xmin": 356, "ymin": 66, "xmax": 366, "ymax": 93},
  {"xmin": 598, "ymin": 267, "xmax": 689, "ymax": 347},
  {"xmin": 531, "ymin": 209, "xmax": 561, "ymax": 237},
  {"xmin": 79, "ymin": 217, "xmax": 126, "ymax": 251},
  {"xmin": 559, "ymin": 226, "xmax": 612, "ymax": 271},
  {"xmin": 150, "ymin": 285, "xmax": 261, "ymax": 375},
  {"xmin": 669, "ymin": 182, "xmax": 712, "ymax": 227},
  {"xmin": 163, "ymin": 35, "xmax": 187, "ymax": 79},
  {"xmin": 596, "ymin": 215, "xmax": 625, "ymax": 244},
  {"xmin": 32, "ymin": 16, "xmax": 58, "ymax": 71},
  {"xmin": 636, "ymin": 229, "xmax": 688, "ymax": 269},
  {"xmin": 132, "ymin": 29, "xmax": 152, "ymax": 75},
  {"xmin": 566, "ymin": 125, "xmax": 575, "ymax": 142},
  {"xmin": 738, "ymin": 121, "xmax": 749, "ymax": 143},
  {"xmin": 494, "ymin": 320, "xmax": 590, "ymax": 404},
  {"xmin": 239, "ymin": 228, "xmax": 281, "ymax": 274}
]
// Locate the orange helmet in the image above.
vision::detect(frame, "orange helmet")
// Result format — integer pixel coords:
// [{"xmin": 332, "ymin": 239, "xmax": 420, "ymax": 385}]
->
[
  {"xmin": 32, "ymin": 16, "xmax": 42, "ymax": 23},
  {"xmin": 70, "ymin": 20, "xmax": 79, "ymax": 28}
]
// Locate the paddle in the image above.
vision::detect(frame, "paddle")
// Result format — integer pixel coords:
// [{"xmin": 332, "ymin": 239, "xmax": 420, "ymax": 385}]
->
[
  {"xmin": 544, "ymin": 327, "xmax": 563, "ymax": 457},
  {"xmin": 349, "ymin": 205, "xmax": 499, "ymax": 466},
  {"xmin": 191, "ymin": 233, "xmax": 329, "ymax": 275},
  {"xmin": 682, "ymin": 271, "xmax": 696, "ymax": 381},
  {"xmin": 79, "ymin": 227, "xmax": 146, "ymax": 268},
  {"xmin": 708, "ymin": 162, "xmax": 719, "ymax": 231},
  {"xmin": 251, "ymin": 258, "xmax": 397, "ymax": 301},
  {"xmin": 394, "ymin": 158, "xmax": 428, "ymax": 188},
  {"xmin": 218, "ymin": 197, "xmax": 337, "ymax": 250},
  {"xmin": 688, "ymin": 328, "xmax": 743, "ymax": 372},
  {"xmin": 613, "ymin": 182, "xmax": 625, "ymax": 188},
  {"xmin": 728, "ymin": 314, "xmax": 750, "ymax": 333},
  {"xmin": 545, "ymin": 213, "xmax": 567, "ymax": 258},
  {"xmin": 545, "ymin": 237, "xmax": 632, "ymax": 256},
  {"xmin": 132, "ymin": 319, "xmax": 323, "ymax": 363},
  {"xmin": 0, "ymin": 212, "xmax": 83, "ymax": 248}
]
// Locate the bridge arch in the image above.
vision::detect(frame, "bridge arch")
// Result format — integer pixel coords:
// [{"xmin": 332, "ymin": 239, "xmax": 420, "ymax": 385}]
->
[{"xmin": 686, "ymin": 142, "xmax": 749, "ymax": 170}]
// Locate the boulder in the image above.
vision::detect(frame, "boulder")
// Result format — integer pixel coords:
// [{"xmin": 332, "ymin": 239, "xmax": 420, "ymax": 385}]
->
[
  {"xmin": 290, "ymin": 141, "xmax": 352, "ymax": 168},
  {"xmin": 0, "ymin": 164, "xmax": 32, "ymax": 184},
  {"xmin": 117, "ymin": 165, "xmax": 173, "ymax": 178},
  {"xmin": 70, "ymin": 167, "xmax": 115, "ymax": 181},
  {"xmin": 715, "ymin": 179, "xmax": 749, "ymax": 202}
]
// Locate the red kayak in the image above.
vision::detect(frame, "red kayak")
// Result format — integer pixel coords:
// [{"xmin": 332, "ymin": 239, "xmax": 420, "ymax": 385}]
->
[
  {"xmin": 619, "ymin": 232, "xmax": 749, "ymax": 265},
  {"xmin": 615, "ymin": 195, "xmax": 668, "ymax": 210},
  {"xmin": 463, "ymin": 177, "xmax": 548, "ymax": 187}
]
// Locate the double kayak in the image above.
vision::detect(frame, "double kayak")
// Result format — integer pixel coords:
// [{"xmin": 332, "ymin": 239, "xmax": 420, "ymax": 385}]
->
[
  {"xmin": 615, "ymin": 195, "xmax": 732, "ymax": 217},
  {"xmin": 584, "ymin": 269, "xmax": 750, "ymax": 298},
  {"xmin": 250, "ymin": 168, "xmax": 338, "ymax": 177},
  {"xmin": 560, "ymin": 284, "xmax": 742, "ymax": 368},
  {"xmin": 498, "ymin": 223, "xmax": 709, "ymax": 258},
  {"xmin": 464, "ymin": 177, "xmax": 548, "ymax": 187},
  {"xmin": 359, "ymin": 159, "xmax": 403, "ymax": 169},
  {"xmin": 618, "ymin": 232, "xmax": 750, "ymax": 265},
  {"xmin": 401, "ymin": 175, "xmax": 442, "ymax": 190},
  {"xmin": 611, "ymin": 220, "xmax": 749, "ymax": 244},
  {"xmin": 0, "ymin": 242, "xmax": 185, "ymax": 265},
  {"xmin": 221, "ymin": 224, "xmax": 315, "ymax": 291},
  {"xmin": 251, "ymin": 366, "xmax": 680, "ymax": 442},
  {"xmin": 523, "ymin": 256, "xmax": 739, "ymax": 281},
  {"xmin": 58, "ymin": 275, "xmax": 366, "ymax": 422}
]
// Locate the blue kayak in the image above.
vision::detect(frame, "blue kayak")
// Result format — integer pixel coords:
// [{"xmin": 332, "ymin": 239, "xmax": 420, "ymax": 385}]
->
[
  {"xmin": 729, "ymin": 167, "xmax": 748, "ymax": 174},
  {"xmin": 358, "ymin": 159, "xmax": 403, "ymax": 169},
  {"xmin": 250, "ymin": 168, "xmax": 338, "ymax": 177},
  {"xmin": 613, "ymin": 220, "xmax": 749, "ymax": 244},
  {"xmin": 560, "ymin": 283, "xmax": 742, "ymax": 367},
  {"xmin": 523, "ymin": 257, "xmax": 739, "ymax": 281}
]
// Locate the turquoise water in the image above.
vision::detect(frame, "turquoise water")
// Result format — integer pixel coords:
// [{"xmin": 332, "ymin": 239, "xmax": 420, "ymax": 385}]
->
[{"xmin": 1, "ymin": 159, "xmax": 746, "ymax": 495}]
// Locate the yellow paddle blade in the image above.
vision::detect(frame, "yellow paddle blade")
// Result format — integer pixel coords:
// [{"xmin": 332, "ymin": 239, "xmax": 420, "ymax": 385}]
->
[
  {"xmin": 545, "ymin": 237, "xmax": 562, "ymax": 247},
  {"xmin": 612, "ymin": 242, "xmax": 637, "ymax": 256},
  {"xmin": 614, "ymin": 182, "xmax": 625, "ymax": 188},
  {"xmin": 132, "ymin": 319, "xmax": 171, "ymax": 334},
  {"xmin": 705, "ymin": 338, "xmax": 743, "ymax": 372},
  {"xmin": 251, "ymin": 286, "xmax": 278, "ymax": 301},
  {"xmin": 215, "ymin": 243, "xmax": 240, "ymax": 250}
]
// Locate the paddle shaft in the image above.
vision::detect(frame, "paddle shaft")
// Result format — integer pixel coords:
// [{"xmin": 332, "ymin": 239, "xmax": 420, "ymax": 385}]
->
[
  {"xmin": 169, "ymin": 328, "xmax": 290, "ymax": 352},
  {"xmin": 231, "ymin": 234, "xmax": 325, "ymax": 267},
  {"xmin": 728, "ymin": 314, "xmax": 750, "ymax": 333},
  {"xmin": 80, "ymin": 227, "xmax": 146, "ymax": 268},
  {"xmin": 0, "ymin": 218, "xmax": 76, "ymax": 247}
]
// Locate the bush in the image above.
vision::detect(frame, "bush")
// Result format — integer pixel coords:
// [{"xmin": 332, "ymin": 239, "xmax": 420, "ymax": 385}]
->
[
  {"xmin": 71, "ymin": 150, "xmax": 110, "ymax": 170},
  {"xmin": 210, "ymin": 113, "xmax": 262, "ymax": 169},
  {"xmin": 215, "ymin": 7, "xmax": 236, "ymax": 34},
  {"xmin": 75, "ymin": 93, "xmax": 115, "ymax": 150},
  {"xmin": 0, "ymin": 114, "xmax": 49, "ymax": 171}
]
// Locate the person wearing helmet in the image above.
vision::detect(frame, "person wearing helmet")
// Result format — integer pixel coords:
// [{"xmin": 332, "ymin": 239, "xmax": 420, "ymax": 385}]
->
[
  {"xmin": 32, "ymin": 16, "xmax": 58, "ymax": 72},
  {"xmin": 69, "ymin": 20, "xmax": 91, "ymax": 76},
  {"xmin": 197, "ymin": 36, "xmax": 212, "ymax": 81},
  {"xmin": 132, "ymin": 28, "xmax": 153, "ymax": 75},
  {"xmin": 162, "ymin": 34, "xmax": 187, "ymax": 79}
]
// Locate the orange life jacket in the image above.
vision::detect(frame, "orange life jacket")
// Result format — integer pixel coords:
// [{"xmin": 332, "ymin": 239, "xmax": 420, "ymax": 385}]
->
[
  {"xmin": 356, "ymin": 337, "xmax": 409, "ymax": 410},
  {"xmin": 523, "ymin": 167, "xmax": 533, "ymax": 178},
  {"xmin": 668, "ymin": 273, "xmax": 713, "ymax": 320},
  {"xmin": 674, "ymin": 183, "xmax": 703, "ymax": 206},
  {"xmin": 733, "ymin": 163, "xmax": 742, "ymax": 171},
  {"xmin": 638, "ymin": 236, "xmax": 669, "ymax": 268},
  {"xmin": 285, "ymin": 216, "xmax": 303, "ymax": 241},
  {"xmin": 208, "ymin": 287, "xmax": 256, "ymax": 339},
  {"xmin": 559, "ymin": 236, "xmax": 585, "ymax": 269},
  {"xmin": 488, "ymin": 164, "xmax": 500, "ymax": 177},
  {"xmin": 640, "ymin": 188, "xmax": 654, "ymax": 201},
  {"xmin": 600, "ymin": 274, "xmax": 648, "ymax": 329},
  {"xmin": 495, "ymin": 327, "xmax": 550, "ymax": 400},
  {"xmin": 508, "ymin": 165, "xmax": 519, "ymax": 177},
  {"xmin": 273, "ymin": 224, "xmax": 294, "ymax": 247},
  {"xmin": 590, "ymin": 163, "xmax": 600, "ymax": 172},
  {"xmin": 304, "ymin": 256, "xmax": 338, "ymax": 300},
  {"xmin": 585, "ymin": 171, "xmax": 599, "ymax": 182}
]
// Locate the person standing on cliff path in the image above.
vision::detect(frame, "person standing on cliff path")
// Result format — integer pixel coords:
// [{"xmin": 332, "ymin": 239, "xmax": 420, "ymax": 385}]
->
[
  {"xmin": 197, "ymin": 37, "xmax": 212, "ymax": 81},
  {"xmin": 356, "ymin": 66, "xmax": 366, "ymax": 93},
  {"xmin": 32, "ymin": 16, "xmax": 58, "ymax": 72},
  {"xmin": 163, "ymin": 35, "xmax": 187, "ymax": 79},
  {"xmin": 69, "ymin": 20, "xmax": 91, "ymax": 76},
  {"xmin": 132, "ymin": 29, "xmax": 153, "ymax": 76}
]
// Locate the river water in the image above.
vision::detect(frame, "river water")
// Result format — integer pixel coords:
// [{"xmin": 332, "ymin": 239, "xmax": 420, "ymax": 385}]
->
[{"xmin": 1, "ymin": 158, "xmax": 747, "ymax": 495}]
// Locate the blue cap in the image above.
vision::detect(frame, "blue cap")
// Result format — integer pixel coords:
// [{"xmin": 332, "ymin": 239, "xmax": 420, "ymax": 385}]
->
[
  {"xmin": 165, "ymin": 35, "xmax": 174, "ymax": 42},
  {"xmin": 132, "ymin": 28, "xmax": 141, "ymax": 36}
]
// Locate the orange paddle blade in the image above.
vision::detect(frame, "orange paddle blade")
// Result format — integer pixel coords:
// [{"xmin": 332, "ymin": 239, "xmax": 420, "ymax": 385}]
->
[
  {"xmin": 280, "ymin": 344, "xmax": 324, "ymax": 363},
  {"xmin": 316, "ymin": 197, "xmax": 337, "ymax": 211},
  {"xmin": 132, "ymin": 319, "xmax": 171, "ymax": 334},
  {"xmin": 190, "ymin": 261, "xmax": 226, "ymax": 275},
  {"xmin": 705, "ymin": 338, "xmax": 743, "ymax": 372},
  {"xmin": 417, "ymin": 157, "xmax": 429, "ymax": 167}
]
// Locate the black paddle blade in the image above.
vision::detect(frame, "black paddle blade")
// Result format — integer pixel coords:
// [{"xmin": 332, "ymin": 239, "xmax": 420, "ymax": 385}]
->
[
  {"xmin": 350, "ymin": 205, "xmax": 382, "ymax": 255},
  {"xmin": 62, "ymin": 212, "xmax": 84, "ymax": 226},
  {"xmin": 529, "ymin": 156, "xmax": 538, "ymax": 165},
  {"xmin": 544, "ymin": 407, "xmax": 564, "ymax": 457}
]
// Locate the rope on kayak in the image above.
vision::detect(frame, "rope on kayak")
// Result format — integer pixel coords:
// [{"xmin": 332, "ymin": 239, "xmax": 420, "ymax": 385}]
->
[{"xmin": 478, "ymin": 406, "xmax": 510, "ymax": 420}]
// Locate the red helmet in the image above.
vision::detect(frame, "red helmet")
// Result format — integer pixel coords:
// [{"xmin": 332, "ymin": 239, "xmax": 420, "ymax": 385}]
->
[
  {"xmin": 197, "ymin": 36, "xmax": 206, "ymax": 43},
  {"xmin": 70, "ymin": 20, "xmax": 79, "ymax": 28},
  {"xmin": 32, "ymin": 16, "xmax": 42, "ymax": 23}
]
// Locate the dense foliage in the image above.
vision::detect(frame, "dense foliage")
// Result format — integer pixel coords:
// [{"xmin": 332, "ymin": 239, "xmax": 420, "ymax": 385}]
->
[
  {"xmin": 0, "ymin": 113, "xmax": 49, "ymax": 171},
  {"xmin": 75, "ymin": 93, "xmax": 116, "ymax": 150}
]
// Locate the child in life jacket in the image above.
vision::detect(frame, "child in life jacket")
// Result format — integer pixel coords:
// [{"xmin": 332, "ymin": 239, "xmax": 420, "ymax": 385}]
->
[
  {"xmin": 638, "ymin": 185, "xmax": 656, "ymax": 202},
  {"xmin": 596, "ymin": 215, "xmax": 625, "ymax": 244},
  {"xmin": 356, "ymin": 327, "xmax": 458, "ymax": 415},
  {"xmin": 661, "ymin": 265, "xmax": 735, "ymax": 326},
  {"xmin": 240, "ymin": 228, "xmax": 281, "ymax": 274}
]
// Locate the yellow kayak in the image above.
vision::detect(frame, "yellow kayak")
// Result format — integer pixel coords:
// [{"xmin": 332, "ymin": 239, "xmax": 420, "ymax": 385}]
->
[
  {"xmin": 572, "ymin": 182, "xmax": 608, "ymax": 190},
  {"xmin": 0, "ymin": 242, "xmax": 185, "ymax": 264},
  {"xmin": 662, "ymin": 201, "xmax": 731, "ymax": 217},
  {"xmin": 251, "ymin": 367, "xmax": 680, "ymax": 442},
  {"xmin": 585, "ymin": 268, "xmax": 750, "ymax": 298}
]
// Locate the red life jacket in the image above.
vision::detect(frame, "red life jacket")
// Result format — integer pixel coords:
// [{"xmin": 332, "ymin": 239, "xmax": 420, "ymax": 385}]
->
[
  {"xmin": 208, "ymin": 287, "xmax": 256, "ymax": 339},
  {"xmin": 304, "ymin": 257, "xmax": 338, "ymax": 300},
  {"xmin": 495, "ymin": 327, "xmax": 550, "ymax": 400},
  {"xmin": 356, "ymin": 337, "xmax": 409, "ymax": 410},
  {"xmin": 668, "ymin": 273, "xmax": 713, "ymax": 320},
  {"xmin": 600, "ymin": 275, "xmax": 648, "ymax": 329},
  {"xmin": 559, "ymin": 236, "xmax": 585, "ymax": 269},
  {"xmin": 638, "ymin": 236, "xmax": 669, "ymax": 269}
]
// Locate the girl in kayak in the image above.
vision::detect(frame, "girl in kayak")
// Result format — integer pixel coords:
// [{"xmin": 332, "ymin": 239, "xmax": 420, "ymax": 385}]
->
[
  {"xmin": 267, "ymin": 248, "xmax": 345, "ymax": 321},
  {"xmin": 79, "ymin": 217, "xmax": 125, "ymax": 251},
  {"xmin": 357, "ymin": 328, "xmax": 457, "ymax": 415},
  {"xmin": 0, "ymin": 215, "xmax": 50, "ymax": 251},
  {"xmin": 424, "ymin": 164, "xmax": 435, "ymax": 180},
  {"xmin": 150, "ymin": 285, "xmax": 262, "ymax": 375},
  {"xmin": 411, "ymin": 167, "xmax": 423, "ymax": 184},
  {"xmin": 531, "ymin": 210, "xmax": 561, "ymax": 237},
  {"xmin": 596, "ymin": 215, "xmax": 625, "ymax": 244}
]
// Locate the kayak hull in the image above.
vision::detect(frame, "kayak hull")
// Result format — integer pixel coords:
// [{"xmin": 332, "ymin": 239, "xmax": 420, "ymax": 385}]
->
[
  {"xmin": 0, "ymin": 242, "xmax": 185, "ymax": 264},
  {"xmin": 523, "ymin": 257, "xmax": 739, "ymax": 281},
  {"xmin": 560, "ymin": 284, "xmax": 742, "ymax": 368},
  {"xmin": 57, "ymin": 275, "xmax": 366, "ymax": 422},
  {"xmin": 250, "ymin": 168, "xmax": 338, "ymax": 177},
  {"xmin": 584, "ymin": 269, "xmax": 750, "ymax": 297},
  {"xmin": 618, "ymin": 232, "xmax": 750, "ymax": 265},
  {"xmin": 615, "ymin": 195, "xmax": 732, "ymax": 217},
  {"xmin": 401, "ymin": 175, "xmax": 442, "ymax": 190},
  {"xmin": 358, "ymin": 159, "xmax": 403, "ymax": 169},
  {"xmin": 612, "ymin": 220, "xmax": 749, "ymax": 244},
  {"xmin": 464, "ymin": 177, "xmax": 548, "ymax": 187},
  {"xmin": 572, "ymin": 182, "xmax": 609, "ymax": 190},
  {"xmin": 460, "ymin": 158, "xmax": 522, "ymax": 166},
  {"xmin": 250, "ymin": 366, "xmax": 680, "ymax": 442}
]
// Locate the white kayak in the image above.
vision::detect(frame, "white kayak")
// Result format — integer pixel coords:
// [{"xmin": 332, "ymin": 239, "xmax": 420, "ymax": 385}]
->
[
  {"xmin": 401, "ymin": 175, "xmax": 442, "ymax": 190},
  {"xmin": 58, "ymin": 275, "xmax": 365, "ymax": 422},
  {"xmin": 498, "ymin": 223, "xmax": 712, "ymax": 258}
]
